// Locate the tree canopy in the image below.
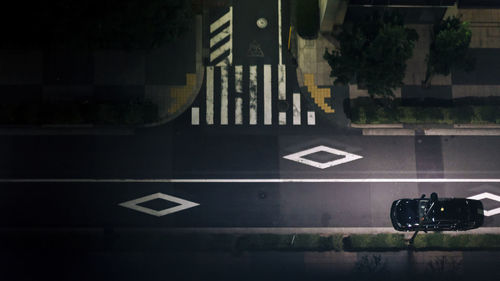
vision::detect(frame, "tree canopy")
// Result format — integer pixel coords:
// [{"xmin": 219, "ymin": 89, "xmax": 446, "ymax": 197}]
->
[
  {"xmin": 424, "ymin": 16, "xmax": 474, "ymax": 85},
  {"xmin": 324, "ymin": 12, "xmax": 418, "ymax": 98},
  {"xmin": 1, "ymin": 0, "xmax": 192, "ymax": 50}
]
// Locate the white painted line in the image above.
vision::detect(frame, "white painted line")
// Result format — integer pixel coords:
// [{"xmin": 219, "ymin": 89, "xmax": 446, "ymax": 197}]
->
[
  {"xmin": 293, "ymin": 93, "xmax": 301, "ymax": 125},
  {"xmin": 191, "ymin": 107, "xmax": 199, "ymax": 125},
  {"xmin": 206, "ymin": 66, "xmax": 214, "ymax": 125},
  {"xmin": 210, "ymin": 26, "xmax": 230, "ymax": 47},
  {"xmin": 4, "ymin": 178, "xmax": 500, "ymax": 183},
  {"xmin": 363, "ymin": 129, "xmax": 415, "ymax": 136},
  {"xmin": 119, "ymin": 193, "xmax": 199, "ymax": 217},
  {"xmin": 210, "ymin": 40, "xmax": 231, "ymax": 63},
  {"xmin": 279, "ymin": 112, "xmax": 286, "ymax": 125},
  {"xmin": 210, "ymin": 7, "xmax": 232, "ymax": 33},
  {"xmin": 307, "ymin": 111, "xmax": 315, "ymax": 125},
  {"xmin": 278, "ymin": 64, "xmax": 286, "ymax": 100},
  {"xmin": 264, "ymin": 64, "xmax": 272, "ymax": 125},
  {"xmin": 468, "ymin": 192, "xmax": 500, "ymax": 217},
  {"xmin": 220, "ymin": 66, "xmax": 228, "ymax": 125},
  {"xmin": 235, "ymin": 97, "xmax": 243, "ymax": 125},
  {"xmin": 235, "ymin": 65, "xmax": 243, "ymax": 93},
  {"xmin": 278, "ymin": 0, "xmax": 283, "ymax": 65},
  {"xmin": 283, "ymin": 145, "xmax": 363, "ymax": 169},
  {"xmin": 249, "ymin": 65, "xmax": 257, "ymax": 125}
]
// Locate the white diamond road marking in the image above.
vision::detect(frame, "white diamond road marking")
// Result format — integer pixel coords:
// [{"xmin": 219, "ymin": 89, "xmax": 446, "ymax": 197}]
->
[
  {"xmin": 283, "ymin": 145, "xmax": 363, "ymax": 169},
  {"xmin": 119, "ymin": 193, "xmax": 199, "ymax": 217},
  {"xmin": 468, "ymin": 192, "xmax": 500, "ymax": 217}
]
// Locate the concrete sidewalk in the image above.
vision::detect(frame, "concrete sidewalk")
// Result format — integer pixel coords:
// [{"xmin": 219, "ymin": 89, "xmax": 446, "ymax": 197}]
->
[{"xmin": 294, "ymin": 7, "xmax": 500, "ymax": 136}]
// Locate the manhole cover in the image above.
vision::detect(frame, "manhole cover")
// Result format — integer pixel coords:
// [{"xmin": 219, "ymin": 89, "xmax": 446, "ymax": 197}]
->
[{"xmin": 257, "ymin": 18, "xmax": 268, "ymax": 29}]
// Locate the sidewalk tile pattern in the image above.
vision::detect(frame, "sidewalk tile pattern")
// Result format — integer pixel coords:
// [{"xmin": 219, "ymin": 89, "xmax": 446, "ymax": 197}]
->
[
  {"xmin": 168, "ymin": 73, "xmax": 196, "ymax": 115},
  {"xmin": 304, "ymin": 74, "xmax": 334, "ymax": 113}
]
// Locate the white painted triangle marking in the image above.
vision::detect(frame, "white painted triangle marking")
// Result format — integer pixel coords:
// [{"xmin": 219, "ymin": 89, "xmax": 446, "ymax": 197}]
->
[
  {"xmin": 119, "ymin": 193, "xmax": 199, "ymax": 217},
  {"xmin": 283, "ymin": 145, "xmax": 363, "ymax": 169}
]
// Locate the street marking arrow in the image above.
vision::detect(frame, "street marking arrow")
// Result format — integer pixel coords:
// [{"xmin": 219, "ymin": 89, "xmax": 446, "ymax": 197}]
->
[
  {"xmin": 119, "ymin": 193, "xmax": 199, "ymax": 217},
  {"xmin": 468, "ymin": 192, "xmax": 500, "ymax": 217},
  {"xmin": 283, "ymin": 145, "xmax": 363, "ymax": 169}
]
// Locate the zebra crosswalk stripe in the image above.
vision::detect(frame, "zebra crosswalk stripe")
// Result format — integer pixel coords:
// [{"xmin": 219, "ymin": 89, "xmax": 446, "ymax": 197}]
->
[
  {"xmin": 235, "ymin": 97, "xmax": 243, "ymax": 125},
  {"xmin": 264, "ymin": 65, "xmax": 272, "ymax": 125},
  {"xmin": 206, "ymin": 66, "xmax": 214, "ymax": 125},
  {"xmin": 293, "ymin": 93, "xmax": 301, "ymax": 125},
  {"xmin": 221, "ymin": 66, "xmax": 229, "ymax": 125},
  {"xmin": 194, "ymin": 65, "xmax": 317, "ymax": 126},
  {"xmin": 249, "ymin": 66, "xmax": 258, "ymax": 125}
]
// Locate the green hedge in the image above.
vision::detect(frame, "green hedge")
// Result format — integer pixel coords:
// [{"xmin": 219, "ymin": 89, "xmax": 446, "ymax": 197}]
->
[
  {"xmin": 9, "ymin": 232, "xmax": 500, "ymax": 252},
  {"xmin": 111, "ymin": 233, "xmax": 344, "ymax": 252},
  {"xmin": 344, "ymin": 234, "xmax": 406, "ymax": 251},
  {"xmin": 295, "ymin": 0, "xmax": 319, "ymax": 39},
  {"xmin": 0, "ymin": 100, "xmax": 159, "ymax": 126},
  {"xmin": 413, "ymin": 234, "xmax": 500, "ymax": 250},
  {"xmin": 349, "ymin": 97, "xmax": 500, "ymax": 124}
]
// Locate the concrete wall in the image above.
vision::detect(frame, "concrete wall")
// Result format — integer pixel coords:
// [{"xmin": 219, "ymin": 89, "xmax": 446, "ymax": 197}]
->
[{"xmin": 319, "ymin": 0, "xmax": 348, "ymax": 34}]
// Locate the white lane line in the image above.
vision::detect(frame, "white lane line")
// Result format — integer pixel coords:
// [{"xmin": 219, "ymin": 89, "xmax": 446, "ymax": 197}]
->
[
  {"xmin": 220, "ymin": 66, "xmax": 228, "ymax": 125},
  {"xmin": 191, "ymin": 107, "xmax": 199, "ymax": 125},
  {"xmin": 235, "ymin": 65, "xmax": 243, "ymax": 93},
  {"xmin": 279, "ymin": 112, "xmax": 286, "ymax": 125},
  {"xmin": 210, "ymin": 7, "xmax": 232, "ymax": 33},
  {"xmin": 293, "ymin": 93, "xmax": 301, "ymax": 125},
  {"xmin": 264, "ymin": 65, "xmax": 272, "ymax": 125},
  {"xmin": 278, "ymin": 0, "xmax": 283, "ymax": 65},
  {"xmin": 278, "ymin": 64, "xmax": 286, "ymax": 100},
  {"xmin": 206, "ymin": 66, "xmax": 214, "ymax": 125},
  {"xmin": 4, "ymin": 179, "xmax": 500, "ymax": 183},
  {"xmin": 249, "ymin": 65, "xmax": 258, "ymax": 125},
  {"xmin": 235, "ymin": 97, "xmax": 243, "ymax": 125},
  {"xmin": 210, "ymin": 40, "xmax": 231, "ymax": 63},
  {"xmin": 307, "ymin": 111, "xmax": 315, "ymax": 125},
  {"xmin": 210, "ymin": 26, "xmax": 230, "ymax": 47}
]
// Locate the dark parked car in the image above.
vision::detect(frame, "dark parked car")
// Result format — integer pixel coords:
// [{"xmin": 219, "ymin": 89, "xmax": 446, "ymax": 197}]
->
[{"xmin": 390, "ymin": 193, "xmax": 484, "ymax": 232}]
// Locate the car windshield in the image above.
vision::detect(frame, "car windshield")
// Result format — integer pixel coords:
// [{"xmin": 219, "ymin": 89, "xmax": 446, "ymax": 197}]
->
[{"xmin": 397, "ymin": 200, "xmax": 419, "ymax": 224}]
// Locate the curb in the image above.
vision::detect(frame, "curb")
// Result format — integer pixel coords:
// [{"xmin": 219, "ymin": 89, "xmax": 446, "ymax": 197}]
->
[
  {"xmin": 95, "ymin": 227, "xmax": 500, "ymax": 235},
  {"xmin": 359, "ymin": 127, "xmax": 500, "ymax": 136},
  {"xmin": 352, "ymin": 123, "xmax": 500, "ymax": 136}
]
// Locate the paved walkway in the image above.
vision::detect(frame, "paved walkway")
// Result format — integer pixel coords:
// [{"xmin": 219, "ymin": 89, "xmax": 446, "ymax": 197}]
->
[
  {"xmin": 294, "ymin": 7, "xmax": 500, "ymax": 136},
  {"xmin": 144, "ymin": 15, "xmax": 204, "ymax": 126}
]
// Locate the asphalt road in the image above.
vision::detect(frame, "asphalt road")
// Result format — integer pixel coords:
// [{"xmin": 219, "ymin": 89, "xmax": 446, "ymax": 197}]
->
[
  {"xmin": 0, "ymin": 0, "xmax": 500, "ymax": 231},
  {"xmin": 1, "ymin": 127, "xmax": 500, "ymax": 228}
]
